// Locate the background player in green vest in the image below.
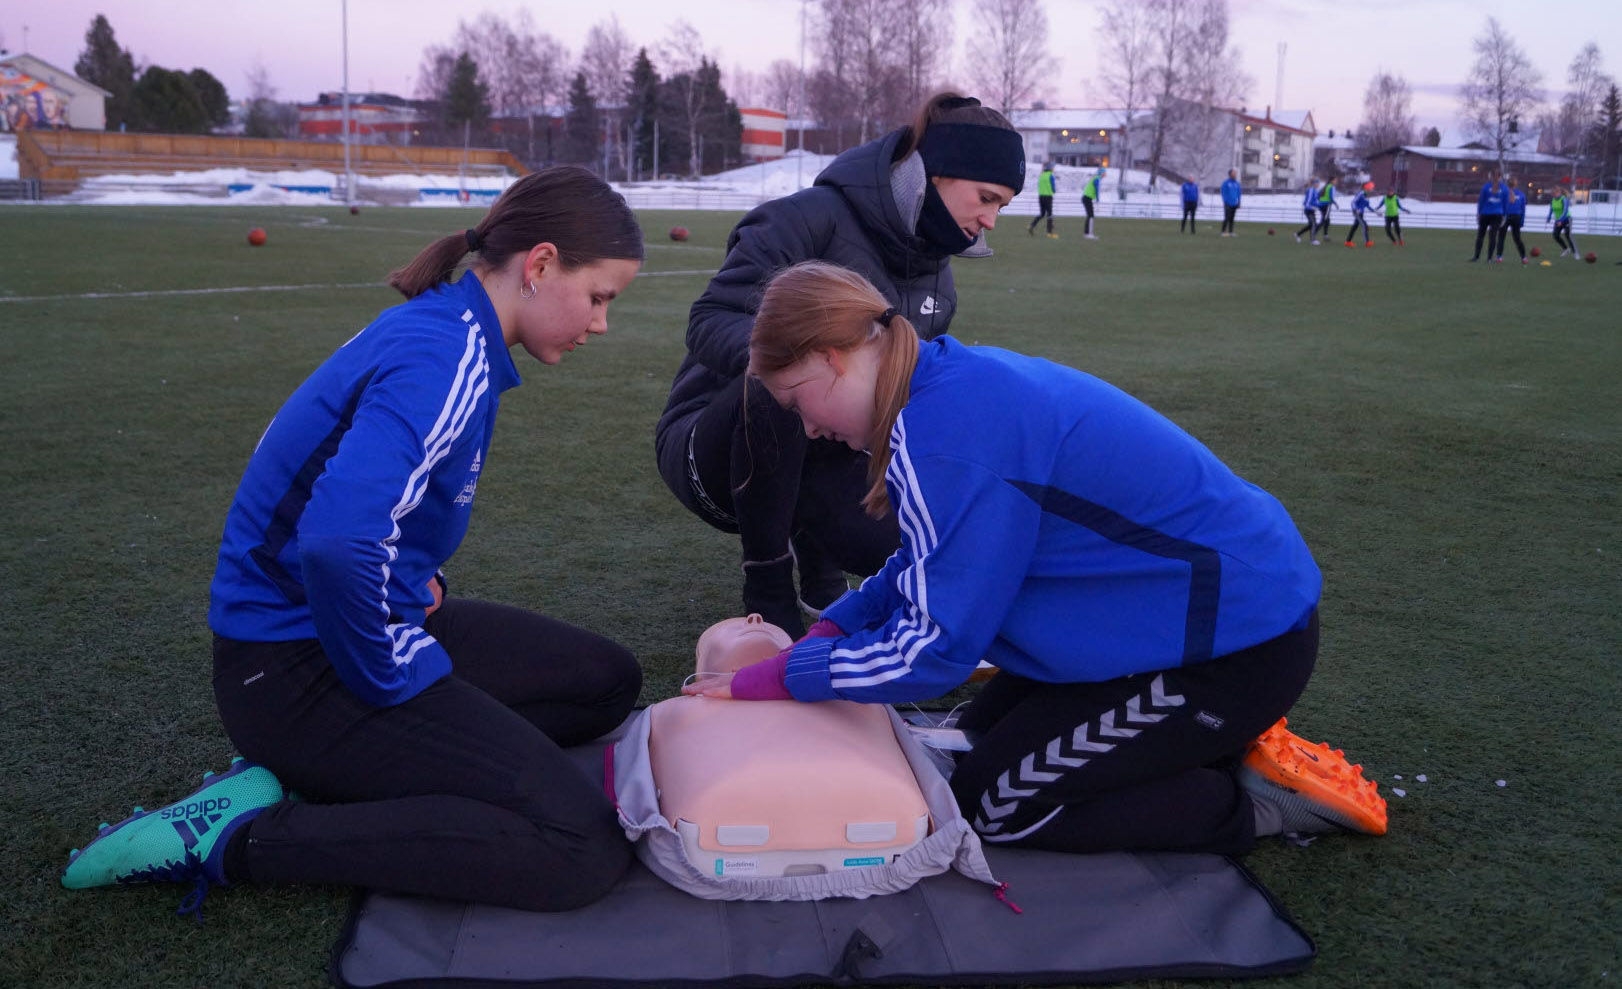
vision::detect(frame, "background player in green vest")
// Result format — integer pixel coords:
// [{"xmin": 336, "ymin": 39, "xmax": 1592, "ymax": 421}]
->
[
  {"xmin": 1374, "ymin": 186, "xmax": 1410, "ymax": 245},
  {"xmin": 1029, "ymin": 162, "xmax": 1059, "ymax": 238},
  {"xmin": 1314, "ymin": 180, "xmax": 1337, "ymax": 238},
  {"xmin": 1548, "ymin": 186, "xmax": 1579, "ymax": 259},
  {"xmin": 1082, "ymin": 167, "xmax": 1104, "ymax": 239}
]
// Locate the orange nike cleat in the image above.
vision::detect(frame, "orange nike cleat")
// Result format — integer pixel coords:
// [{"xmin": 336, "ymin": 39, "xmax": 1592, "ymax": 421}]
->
[{"xmin": 1239, "ymin": 717, "xmax": 1388, "ymax": 835}]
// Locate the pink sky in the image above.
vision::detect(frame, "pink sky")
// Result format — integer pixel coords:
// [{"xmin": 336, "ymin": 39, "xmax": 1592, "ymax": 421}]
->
[{"xmin": 9, "ymin": 0, "xmax": 1620, "ymax": 134}]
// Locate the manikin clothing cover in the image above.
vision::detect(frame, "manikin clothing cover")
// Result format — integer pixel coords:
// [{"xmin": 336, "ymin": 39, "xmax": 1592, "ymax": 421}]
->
[{"xmin": 612, "ymin": 698, "xmax": 998, "ymax": 900}]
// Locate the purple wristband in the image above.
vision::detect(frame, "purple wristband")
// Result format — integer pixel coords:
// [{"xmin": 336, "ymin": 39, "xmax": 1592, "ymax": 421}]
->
[{"xmin": 729, "ymin": 650, "xmax": 792, "ymax": 700}]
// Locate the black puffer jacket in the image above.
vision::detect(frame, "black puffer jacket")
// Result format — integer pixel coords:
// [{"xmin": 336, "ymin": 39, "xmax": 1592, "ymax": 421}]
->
[{"xmin": 656, "ymin": 129, "xmax": 962, "ymax": 439}]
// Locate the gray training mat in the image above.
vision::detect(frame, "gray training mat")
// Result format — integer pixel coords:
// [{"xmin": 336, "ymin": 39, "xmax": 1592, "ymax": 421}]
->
[{"xmin": 330, "ymin": 718, "xmax": 1314, "ymax": 987}]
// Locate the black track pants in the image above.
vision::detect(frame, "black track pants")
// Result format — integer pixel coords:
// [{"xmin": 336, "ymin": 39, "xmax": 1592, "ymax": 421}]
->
[
  {"xmin": 214, "ymin": 597, "xmax": 642, "ymax": 911},
  {"xmin": 1384, "ymin": 216, "xmax": 1402, "ymax": 242},
  {"xmin": 1221, "ymin": 204, "xmax": 1237, "ymax": 233},
  {"xmin": 1500, "ymin": 215, "xmax": 1526, "ymax": 258},
  {"xmin": 1030, "ymin": 195, "xmax": 1054, "ymax": 233},
  {"xmin": 948, "ymin": 612, "xmax": 1317, "ymax": 856},
  {"xmin": 1474, "ymin": 215, "xmax": 1503, "ymax": 259},
  {"xmin": 1180, "ymin": 202, "xmax": 1197, "ymax": 232}
]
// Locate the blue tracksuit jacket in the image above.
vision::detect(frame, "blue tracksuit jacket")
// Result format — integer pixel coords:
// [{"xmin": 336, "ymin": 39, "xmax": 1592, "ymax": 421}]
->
[
  {"xmin": 1352, "ymin": 191, "xmax": 1372, "ymax": 215},
  {"xmin": 1220, "ymin": 178, "xmax": 1241, "ymax": 206},
  {"xmin": 1302, "ymin": 186, "xmax": 1320, "ymax": 210},
  {"xmin": 1478, "ymin": 183, "xmax": 1507, "ymax": 215},
  {"xmin": 1181, "ymin": 181, "xmax": 1200, "ymax": 203},
  {"xmin": 784, "ymin": 337, "xmax": 1322, "ymax": 704},
  {"xmin": 1505, "ymin": 187, "xmax": 1526, "ymax": 216},
  {"xmin": 208, "ymin": 271, "xmax": 521, "ymax": 706}
]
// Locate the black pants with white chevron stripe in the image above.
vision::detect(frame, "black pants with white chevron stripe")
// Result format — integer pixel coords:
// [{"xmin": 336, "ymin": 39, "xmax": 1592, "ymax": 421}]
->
[{"xmin": 949, "ymin": 612, "xmax": 1317, "ymax": 856}]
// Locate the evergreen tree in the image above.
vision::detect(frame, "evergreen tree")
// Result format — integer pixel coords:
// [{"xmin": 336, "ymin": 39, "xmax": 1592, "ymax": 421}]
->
[
  {"xmin": 444, "ymin": 51, "xmax": 491, "ymax": 141},
  {"xmin": 564, "ymin": 71, "xmax": 601, "ymax": 166},
  {"xmin": 1600, "ymin": 84, "xmax": 1622, "ymax": 189},
  {"xmin": 693, "ymin": 59, "xmax": 742, "ymax": 172},
  {"xmin": 187, "ymin": 69, "xmax": 231, "ymax": 131},
  {"xmin": 626, "ymin": 48, "xmax": 661, "ymax": 177},
  {"xmin": 1422, "ymin": 126, "xmax": 1442, "ymax": 146},
  {"xmin": 73, "ymin": 14, "xmax": 137, "ymax": 130},
  {"xmin": 131, "ymin": 66, "xmax": 208, "ymax": 133}
]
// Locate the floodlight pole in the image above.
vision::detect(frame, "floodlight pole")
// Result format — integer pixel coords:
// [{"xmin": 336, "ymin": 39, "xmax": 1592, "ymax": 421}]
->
[
  {"xmin": 796, "ymin": 0, "xmax": 807, "ymax": 189},
  {"xmin": 341, "ymin": 0, "xmax": 354, "ymax": 205}
]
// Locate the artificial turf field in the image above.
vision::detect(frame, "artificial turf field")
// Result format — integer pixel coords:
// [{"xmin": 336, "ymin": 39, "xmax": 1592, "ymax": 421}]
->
[{"xmin": 1, "ymin": 204, "xmax": 1617, "ymax": 988}]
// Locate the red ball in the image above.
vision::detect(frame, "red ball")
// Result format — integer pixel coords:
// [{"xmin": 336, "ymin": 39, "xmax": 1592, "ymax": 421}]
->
[
  {"xmin": 669, "ymin": 226, "xmax": 689, "ymax": 242},
  {"xmin": 247, "ymin": 228, "xmax": 267, "ymax": 246},
  {"xmin": 1267, "ymin": 228, "xmax": 1275, "ymax": 236},
  {"xmin": 1530, "ymin": 246, "xmax": 1541, "ymax": 257},
  {"xmin": 349, "ymin": 205, "xmax": 360, "ymax": 215},
  {"xmin": 1585, "ymin": 252, "xmax": 1597, "ymax": 263}
]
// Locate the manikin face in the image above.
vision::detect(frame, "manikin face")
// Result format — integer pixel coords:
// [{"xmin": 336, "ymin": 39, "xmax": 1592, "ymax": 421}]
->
[
  {"xmin": 695, "ymin": 614, "xmax": 794, "ymax": 675},
  {"xmin": 759, "ymin": 344, "xmax": 881, "ymax": 452},
  {"xmin": 505, "ymin": 249, "xmax": 640, "ymax": 365},
  {"xmin": 930, "ymin": 176, "xmax": 1016, "ymax": 240}
]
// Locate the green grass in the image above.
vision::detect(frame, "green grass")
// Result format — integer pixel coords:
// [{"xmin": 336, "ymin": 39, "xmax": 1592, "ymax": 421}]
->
[{"xmin": 2, "ymin": 205, "xmax": 1618, "ymax": 987}]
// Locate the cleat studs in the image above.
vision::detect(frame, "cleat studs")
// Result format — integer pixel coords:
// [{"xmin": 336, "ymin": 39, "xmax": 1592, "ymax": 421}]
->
[
  {"xmin": 70, "ymin": 848, "xmax": 80, "ymax": 858},
  {"xmin": 231, "ymin": 756, "xmax": 244, "ymax": 764},
  {"xmin": 132, "ymin": 806, "xmax": 144, "ymax": 814},
  {"xmin": 99, "ymin": 822, "xmax": 110, "ymax": 830},
  {"xmin": 203, "ymin": 771, "xmax": 215, "ymax": 780}
]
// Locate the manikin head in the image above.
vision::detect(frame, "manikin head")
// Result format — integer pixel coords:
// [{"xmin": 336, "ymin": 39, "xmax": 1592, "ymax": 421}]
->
[{"xmin": 695, "ymin": 614, "xmax": 794, "ymax": 675}]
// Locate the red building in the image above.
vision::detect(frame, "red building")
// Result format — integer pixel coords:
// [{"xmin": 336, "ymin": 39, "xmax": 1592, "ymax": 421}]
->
[{"xmin": 1366, "ymin": 145, "xmax": 1576, "ymax": 203}]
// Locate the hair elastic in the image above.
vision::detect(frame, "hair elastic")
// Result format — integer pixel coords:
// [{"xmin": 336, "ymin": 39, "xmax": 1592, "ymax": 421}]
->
[
  {"xmin": 877, "ymin": 307, "xmax": 899, "ymax": 327},
  {"xmin": 464, "ymin": 228, "xmax": 482, "ymax": 252}
]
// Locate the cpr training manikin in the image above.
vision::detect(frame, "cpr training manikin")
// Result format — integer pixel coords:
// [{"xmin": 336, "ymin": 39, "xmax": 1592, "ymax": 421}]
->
[{"xmin": 647, "ymin": 614, "xmax": 931, "ymax": 879}]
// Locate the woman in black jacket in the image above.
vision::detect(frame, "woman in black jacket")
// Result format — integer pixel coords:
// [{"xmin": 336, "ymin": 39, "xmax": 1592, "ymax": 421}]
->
[{"xmin": 655, "ymin": 93, "xmax": 1023, "ymax": 635}]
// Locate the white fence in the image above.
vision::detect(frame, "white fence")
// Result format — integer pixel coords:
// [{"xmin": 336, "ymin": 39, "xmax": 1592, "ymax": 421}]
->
[{"xmin": 615, "ymin": 184, "xmax": 1622, "ymax": 238}]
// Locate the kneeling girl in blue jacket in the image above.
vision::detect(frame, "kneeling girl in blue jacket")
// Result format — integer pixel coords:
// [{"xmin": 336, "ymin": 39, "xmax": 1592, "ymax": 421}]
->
[{"xmin": 686, "ymin": 260, "xmax": 1387, "ymax": 855}]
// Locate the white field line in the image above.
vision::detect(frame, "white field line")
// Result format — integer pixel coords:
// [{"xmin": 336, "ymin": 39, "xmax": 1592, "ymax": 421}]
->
[{"xmin": 0, "ymin": 269, "xmax": 718, "ymax": 304}]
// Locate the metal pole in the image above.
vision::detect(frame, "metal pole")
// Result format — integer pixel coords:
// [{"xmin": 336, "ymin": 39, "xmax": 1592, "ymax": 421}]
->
[
  {"xmin": 796, "ymin": 0, "xmax": 807, "ymax": 189},
  {"xmin": 341, "ymin": 0, "xmax": 353, "ymax": 205},
  {"xmin": 653, "ymin": 119, "xmax": 659, "ymax": 180}
]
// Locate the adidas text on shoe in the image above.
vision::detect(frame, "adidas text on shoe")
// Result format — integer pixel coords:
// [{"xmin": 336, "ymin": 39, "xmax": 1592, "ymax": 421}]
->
[
  {"xmin": 62, "ymin": 758, "xmax": 283, "ymax": 892},
  {"xmin": 1239, "ymin": 718, "xmax": 1387, "ymax": 836}
]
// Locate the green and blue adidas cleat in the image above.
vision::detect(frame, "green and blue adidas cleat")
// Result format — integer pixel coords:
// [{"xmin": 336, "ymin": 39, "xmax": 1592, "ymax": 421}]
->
[{"xmin": 61, "ymin": 757, "xmax": 284, "ymax": 910}]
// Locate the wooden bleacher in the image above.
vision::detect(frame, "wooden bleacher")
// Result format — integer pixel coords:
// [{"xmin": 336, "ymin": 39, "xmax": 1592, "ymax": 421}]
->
[{"xmin": 16, "ymin": 130, "xmax": 529, "ymax": 197}]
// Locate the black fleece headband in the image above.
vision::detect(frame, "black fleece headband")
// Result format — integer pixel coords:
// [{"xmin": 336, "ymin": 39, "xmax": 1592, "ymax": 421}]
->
[{"xmin": 917, "ymin": 123, "xmax": 1026, "ymax": 195}]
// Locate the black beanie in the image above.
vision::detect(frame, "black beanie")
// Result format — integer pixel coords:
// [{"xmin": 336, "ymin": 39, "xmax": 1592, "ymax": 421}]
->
[{"xmin": 917, "ymin": 123, "xmax": 1026, "ymax": 195}]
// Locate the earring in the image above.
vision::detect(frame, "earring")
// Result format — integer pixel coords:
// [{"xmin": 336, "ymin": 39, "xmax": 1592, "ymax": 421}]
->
[{"xmin": 520, "ymin": 280, "xmax": 536, "ymax": 300}]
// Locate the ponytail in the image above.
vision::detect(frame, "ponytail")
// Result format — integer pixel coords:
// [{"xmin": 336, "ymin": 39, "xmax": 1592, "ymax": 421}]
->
[
  {"xmin": 896, "ymin": 90, "xmax": 1016, "ymax": 161},
  {"xmin": 387, "ymin": 165, "xmax": 643, "ymax": 299},
  {"xmin": 750, "ymin": 261, "xmax": 919, "ymax": 519}
]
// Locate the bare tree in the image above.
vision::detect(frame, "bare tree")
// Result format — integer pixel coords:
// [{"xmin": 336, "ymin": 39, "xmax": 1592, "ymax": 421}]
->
[
  {"xmin": 1356, "ymin": 71, "xmax": 1415, "ymax": 157},
  {"xmin": 452, "ymin": 14, "xmax": 527, "ymax": 120},
  {"xmin": 1559, "ymin": 43, "xmax": 1612, "ymax": 184},
  {"xmin": 728, "ymin": 64, "xmax": 763, "ymax": 108},
  {"xmin": 1142, "ymin": 0, "xmax": 1194, "ymax": 190},
  {"xmin": 808, "ymin": 0, "xmax": 859, "ymax": 144},
  {"xmin": 511, "ymin": 10, "xmax": 570, "ymax": 165},
  {"xmin": 659, "ymin": 20, "xmax": 710, "ymax": 175},
  {"xmin": 1094, "ymin": 0, "xmax": 1154, "ymax": 188},
  {"xmin": 966, "ymin": 0, "xmax": 1056, "ymax": 117},
  {"xmin": 1161, "ymin": 0, "xmax": 1249, "ymax": 187},
  {"xmin": 891, "ymin": 0, "xmax": 954, "ymax": 114},
  {"xmin": 810, "ymin": 0, "xmax": 908, "ymax": 144},
  {"xmin": 762, "ymin": 58, "xmax": 804, "ymax": 118},
  {"xmin": 1460, "ymin": 16, "xmax": 1543, "ymax": 174},
  {"xmin": 581, "ymin": 16, "xmax": 634, "ymax": 108}
]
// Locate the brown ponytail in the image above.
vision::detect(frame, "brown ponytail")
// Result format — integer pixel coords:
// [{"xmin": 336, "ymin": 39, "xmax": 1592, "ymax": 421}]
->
[
  {"xmin": 386, "ymin": 165, "xmax": 643, "ymax": 299},
  {"xmin": 896, "ymin": 90, "xmax": 1017, "ymax": 161},
  {"xmin": 750, "ymin": 262, "xmax": 919, "ymax": 519}
]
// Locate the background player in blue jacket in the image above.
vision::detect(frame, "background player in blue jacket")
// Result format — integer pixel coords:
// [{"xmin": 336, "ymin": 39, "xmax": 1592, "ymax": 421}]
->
[
  {"xmin": 1498, "ymin": 175, "xmax": 1529, "ymax": 263},
  {"xmin": 1296, "ymin": 179, "xmax": 1322, "ymax": 243},
  {"xmin": 1179, "ymin": 178, "xmax": 1200, "ymax": 233},
  {"xmin": 656, "ymin": 92, "xmax": 1023, "ymax": 638},
  {"xmin": 687, "ymin": 260, "xmax": 1389, "ymax": 855},
  {"xmin": 1344, "ymin": 182, "xmax": 1376, "ymax": 247},
  {"xmin": 62, "ymin": 167, "xmax": 647, "ymax": 915},
  {"xmin": 1472, "ymin": 172, "xmax": 1507, "ymax": 262},
  {"xmin": 1219, "ymin": 169, "xmax": 1242, "ymax": 236}
]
